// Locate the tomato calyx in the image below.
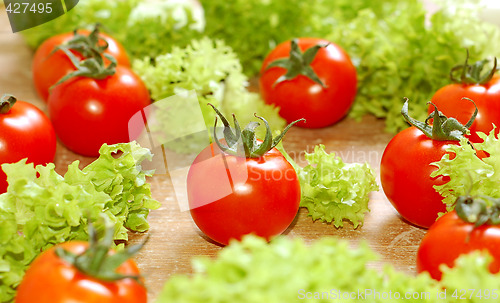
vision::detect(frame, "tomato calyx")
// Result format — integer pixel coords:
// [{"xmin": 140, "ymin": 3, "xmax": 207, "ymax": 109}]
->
[
  {"xmin": 450, "ymin": 49, "xmax": 498, "ymax": 85},
  {"xmin": 0, "ymin": 94, "xmax": 16, "ymax": 114},
  {"xmin": 265, "ymin": 38, "xmax": 328, "ymax": 87},
  {"xmin": 52, "ymin": 24, "xmax": 117, "ymax": 87},
  {"xmin": 53, "ymin": 47, "xmax": 117, "ymax": 87},
  {"xmin": 402, "ymin": 97, "xmax": 477, "ymax": 141},
  {"xmin": 209, "ymin": 103, "xmax": 304, "ymax": 158},
  {"xmin": 54, "ymin": 24, "xmax": 109, "ymax": 59},
  {"xmin": 455, "ymin": 195, "xmax": 500, "ymax": 227},
  {"xmin": 55, "ymin": 224, "xmax": 146, "ymax": 283}
]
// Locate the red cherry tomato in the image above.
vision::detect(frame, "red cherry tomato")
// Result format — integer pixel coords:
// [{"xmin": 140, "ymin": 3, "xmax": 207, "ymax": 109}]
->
[
  {"xmin": 187, "ymin": 142, "xmax": 301, "ymax": 246},
  {"xmin": 0, "ymin": 96, "xmax": 56, "ymax": 193},
  {"xmin": 47, "ymin": 66, "xmax": 150, "ymax": 156},
  {"xmin": 430, "ymin": 75, "xmax": 500, "ymax": 143},
  {"xmin": 417, "ymin": 211, "xmax": 500, "ymax": 280},
  {"xmin": 260, "ymin": 38, "xmax": 357, "ymax": 128},
  {"xmin": 33, "ymin": 29, "xmax": 130, "ymax": 102},
  {"xmin": 380, "ymin": 126, "xmax": 452, "ymax": 228},
  {"xmin": 15, "ymin": 241, "xmax": 147, "ymax": 303}
]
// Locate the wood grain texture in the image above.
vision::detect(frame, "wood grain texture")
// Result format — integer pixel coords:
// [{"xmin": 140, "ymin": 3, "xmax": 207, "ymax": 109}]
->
[{"xmin": 0, "ymin": 8, "xmax": 426, "ymax": 301}]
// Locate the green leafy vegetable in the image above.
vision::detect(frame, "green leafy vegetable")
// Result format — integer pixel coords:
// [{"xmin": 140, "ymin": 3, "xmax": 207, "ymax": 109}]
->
[
  {"xmin": 296, "ymin": 145, "xmax": 378, "ymax": 228},
  {"xmin": 279, "ymin": 144, "xmax": 378, "ymax": 228},
  {"xmin": 157, "ymin": 235, "xmax": 500, "ymax": 303},
  {"xmin": 21, "ymin": 0, "xmax": 204, "ymax": 60},
  {"xmin": 132, "ymin": 37, "xmax": 285, "ymax": 150},
  {"xmin": 0, "ymin": 142, "xmax": 159, "ymax": 303},
  {"xmin": 333, "ymin": 0, "xmax": 500, "ymax": 133},
  {"xmin": 431, "ymin": 127, "xmax": 500, "ymax": 211}
]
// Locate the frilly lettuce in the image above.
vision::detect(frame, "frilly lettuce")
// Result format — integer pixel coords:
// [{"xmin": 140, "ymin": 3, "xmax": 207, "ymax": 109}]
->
[
  {"xmin": 431, "ymin": 128, "xmax": 500, "ymax": 211},
  {"xmin": 326, "ymin": 0, "xmax": 500, "ymax": 133},
  {"xmin": 157, "ymin": 235, "xmax": 500, "ymax": 303},
  {"xmin": 21, "ymin": 0, "xmax": 204, "ymax": 60},
  {"xmin": 282, "ymin": 144, "xmax": 378, "ymax": 228},
  {"xmin": 0, "ymin": 142, "xmax": 159, "ymax": 303}
]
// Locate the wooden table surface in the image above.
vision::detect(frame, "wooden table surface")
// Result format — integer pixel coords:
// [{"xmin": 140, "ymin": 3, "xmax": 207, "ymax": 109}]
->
[{"xmin": 0, "ymin": 8, "xmax": 427, "ymax": 301}]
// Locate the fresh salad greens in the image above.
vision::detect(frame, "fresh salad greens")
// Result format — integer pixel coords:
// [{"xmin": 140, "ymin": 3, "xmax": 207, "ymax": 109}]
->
[
  {"xmin": 431, "ymin": 128, "xmax": 500, "ymax": 211},
  {"xmin": 0, "ymin": 142, "xmax": 159, "ymax": 303},
  {"xmin": 281, "ymin": 144, "xmax": 378, "ymax": 228},
  {"xmin": 157, "ymin": 235, "xmax": 500, "ymax": 303},
  {"xmin": 21, "ymin": 0, "xmax": 204, "ymax": 60},
  {"xmin": 299, "ymin": 145, "xmax": 378, "ymax": 228},
  {"xmin": 132, "ymin": 37, "xmax": 285, "ymax": 148},
  {"xmin": 330, "ymin": 0, "xmax": 500, "ymax": 133}
]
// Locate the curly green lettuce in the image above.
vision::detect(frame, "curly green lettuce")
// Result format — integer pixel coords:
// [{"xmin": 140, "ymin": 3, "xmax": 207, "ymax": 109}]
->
[
  {"xmin": 132, "ymin": 37, "xmax": 285, "ymax": 152},
  {"xmin": 431, "ymin": 128, "xmax": 500, "ymax": 211},
  {"xmin": 157, "ymin": 235, "xmax": 500, "ymax": 303},
  {"xmin": 0, "ymin": 142, "xmax": 160, "ymax": 303},
  {"xmin": 21, "ymin": 0, "xmax": 204, "ymax": 60},
  {"xmin": 282, "ymin": 144, "xmax": 378, "ymax": 228},
  {"xmin": 333, "ymin": 0, "xmax": 500, "ymax": 133}
]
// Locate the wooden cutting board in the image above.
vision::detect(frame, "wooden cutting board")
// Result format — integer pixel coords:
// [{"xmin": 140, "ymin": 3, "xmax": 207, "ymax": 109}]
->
[{"xmin": 0, "ymin": 8, "xmax": 426, "ymax": 301}]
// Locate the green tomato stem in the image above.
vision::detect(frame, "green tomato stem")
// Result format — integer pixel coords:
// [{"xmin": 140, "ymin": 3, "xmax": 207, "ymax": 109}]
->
[
  {"xmin": 450, "ymin": 49, "xmax": 498, "ymax": 85},
  {"xmin": 0, "ymin": 94, "xmax": 16, "ymax": 114},
  {"xmin": 401, "ymin": 97, "xmax": 477, "ymax": 141},
  {"xmin": 55, "ymin": 222, "xmax": 146, "ymax": 283},
  {"xmin": 266, "ymin": 39, "xmax": 328, "ymax": 88},
  {"xmin": 209, "ymin": 103, "xmax": 304, "ymax": 158}
]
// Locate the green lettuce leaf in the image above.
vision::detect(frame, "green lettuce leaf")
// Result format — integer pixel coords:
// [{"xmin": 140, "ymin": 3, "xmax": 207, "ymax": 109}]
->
[
  {"xmin": 282, "ymin": 144, "xmax": 378, "ymax": 228},
  {"xmin": 21, "ymin": 0, "xmax": 204, "ymax": 60},
  {"xmin": 0, "ymin": 142, "xmax": 159, "ymax": 303},
  {"xmin": 157, "ymin": 235, "xmax": 500, "ymax": 303},
  {"xmin": 431, "ymin": 128, "xmax": 500, "ymax": 211}
]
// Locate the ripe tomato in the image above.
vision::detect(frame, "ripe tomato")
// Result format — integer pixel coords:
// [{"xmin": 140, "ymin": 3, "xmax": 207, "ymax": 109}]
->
[
  {"xmin": 33, "ymin": 28, "xmax": 130, "ymax": 102},
  {"xmin": 429, "ymin": 55, "xmax": 500, "ymax": 143},
  {"xmin": 380, "ymin": 99, "xmax": 476, "ymax": 228},
  {"xmin": 0, "ymin": 95, "xmax": 56, "ymax": 193},
  {"xmin": 188, "ymin": 143, "xmax": 300, "ymax": 246},
  {"xmin": 187, "ymin": 106, "xmax": 301, "ymax": 246},
  {"xmin": 15, "ymin": 241, "xmax": 147, "ymax": 303},
  {"xmin": 417, "ymin": 210, "xmax": 500, "ymax": 280},
  {"xmin": 259, "ymin": 38, "xmax": 357, "ymax": 129},
  {"xmin": 47, "ymin": 66, "xmax": 150, "ymax": 156},
  {"xmin": 430, "ymin": 76, "xmax": 500, "ymax": 143},
  {"xmin": 380, "ymin": 126, "xmax": 452, "ymax": 228}
]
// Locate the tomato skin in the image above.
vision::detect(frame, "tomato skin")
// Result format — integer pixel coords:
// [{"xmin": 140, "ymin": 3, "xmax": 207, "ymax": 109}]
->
[
  {"xmin": 15, "ymin": 241, "xmax": 147, "ymax": 303},
  {"xmin": 187, "ymin": 143, "xmax": 301, "ymax": 246},
  {"xmin": 47, "ymin": 66, "xmax": 150, "ymax": 156},
  {"xmin": 417, "ymin": 211, "xmax": 500, "ymax": 280},
  {"xmin": 430, "ymin": 75, "xmax": 500, "ymax": 143},
  {"xmin": 33, "ymin": 29, "xmax": 130, "ymax": 102},
  {"xmin": 259, "ymin": 38, "xmax": 357, "ymax": 128},
  {"xmin": 0, "ymin": 100, "xmax": 56, "ymax": 193},
  {"xmin": 380, "ymin": 127, "xmax": 453, "ymax": 228}
]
